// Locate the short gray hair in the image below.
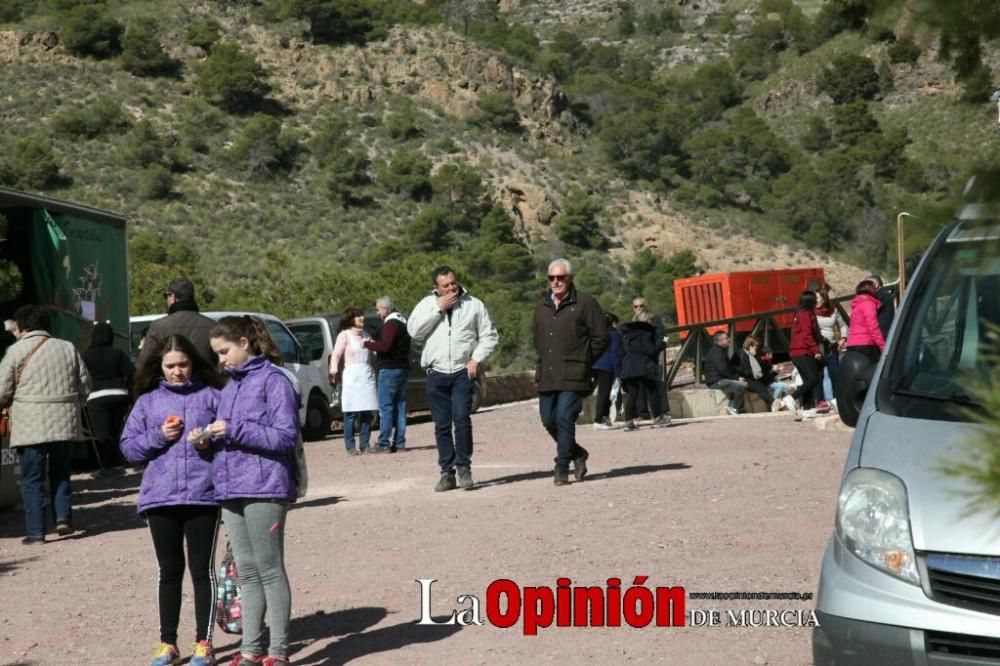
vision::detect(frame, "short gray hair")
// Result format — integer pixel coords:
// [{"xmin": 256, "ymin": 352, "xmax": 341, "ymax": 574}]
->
[
  {"xmin": 548, "ymin": 258, "xmax": 573, "ymax": 275},
  {"xmin": 376, "ymin": 296, "xmax": 395, "ymax": 311}
]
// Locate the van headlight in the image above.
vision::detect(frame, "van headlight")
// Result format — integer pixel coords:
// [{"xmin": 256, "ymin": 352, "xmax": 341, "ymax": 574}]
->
[{"xmin": 836, "ymin": 468, "xmax": 919, "ymax": 585}]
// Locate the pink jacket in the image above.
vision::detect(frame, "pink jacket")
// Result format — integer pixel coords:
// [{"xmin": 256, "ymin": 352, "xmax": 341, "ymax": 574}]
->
[{"xmin": 846, "ymin": 294, "xmax": 885, "ymax": 351}]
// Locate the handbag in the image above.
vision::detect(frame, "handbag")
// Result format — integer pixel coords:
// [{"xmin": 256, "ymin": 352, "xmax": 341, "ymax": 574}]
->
[
  {"xmin": 215, "ymin": 540, "xmax": 243, "ymax": 634},
  {"xmin": 0, "ymin": 338, "xmax": 50, "ymax": 439}
]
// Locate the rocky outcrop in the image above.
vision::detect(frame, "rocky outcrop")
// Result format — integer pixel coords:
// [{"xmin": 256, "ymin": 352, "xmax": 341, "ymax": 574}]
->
[
  {"xmin": 0, "ymin": 31, "xmax": 59, "ymax": 63},
  {"xmin": 502, "ymin": 181, "xmax": 558, "ymax": 233}
]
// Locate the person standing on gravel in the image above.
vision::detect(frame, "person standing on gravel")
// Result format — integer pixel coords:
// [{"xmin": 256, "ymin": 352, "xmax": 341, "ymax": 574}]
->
[
  {"xmin": 408, "ymin": 266, "xmax": 498, "ymax": 492},
  {"xmin": 532, "ymin": 259, "xmax": 608, "ymax": 486}
]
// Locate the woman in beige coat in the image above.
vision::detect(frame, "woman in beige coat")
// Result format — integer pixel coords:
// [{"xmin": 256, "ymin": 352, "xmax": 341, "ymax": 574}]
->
[{"xmin": 0, "ymin": 305, "xmax": 91, "ymax": 545}]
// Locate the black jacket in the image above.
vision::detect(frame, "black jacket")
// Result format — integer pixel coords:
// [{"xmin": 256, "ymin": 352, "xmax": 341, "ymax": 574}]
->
[
  {"xmin": 875, "ymin": 287, "xmax": 894, "ymax": 338},
  {"xmin": 619, "ymin": 321, "xmax": 660, "ymax": 381},
  {"xmin": 83, "ymin": 322, "xmax": 134, "ymax": 393},
  {"xmin": 533, "ymin": 286, "xmax": 608, "ymax": 392},
  {"xmin": 737, "ymin": 349, "xmax": 776, "ymax": 384},
  {"xmin": 140, "ymin": 301, "xmax": 217, "ymax": 366},
  {"xmin": 704, "ymin": 345, "xmax": 739, "ymax": 386}
]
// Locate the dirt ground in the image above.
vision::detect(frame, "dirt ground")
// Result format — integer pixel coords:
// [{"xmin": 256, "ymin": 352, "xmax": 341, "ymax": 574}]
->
[{"xmin": 0, "ymin": 401, "xmax": 851, "ymax": 666}]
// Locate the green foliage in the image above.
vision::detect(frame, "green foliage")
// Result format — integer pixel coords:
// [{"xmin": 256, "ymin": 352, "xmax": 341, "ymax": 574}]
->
[
  {"xmin": 465, "ymin": 15, "xmax": 539, "ymax": 64},
  {"xmin": 681, "ymin": 61, "xmax": 745, "ymax": 121},
  {"xmin": 120, "ymin": 18, "xmax": 177, "ymax": 77},
  {"xmin": 430, "ymin": 162, "xmax": 486, "ymax": 221},
  {"xmin": 385, "ymin": 104, "xmax": 423, "ymax": 141},
  {"xmin": 475, "ymin": 92, "xmax": 521, "ymax": 133},
  {"xmin": 186, "ymin": 17, "xmax": 222, "ymax": 49},
  {"xmin": 324, "ymin": 149, "xmax": 374, "ymax": 208},
  {"xmin": 624, "ymin": 248, "xmax": 700, "ymax": 323},
  {"xmin": 380, "ymin": 149, "xmax": 432, "ymax": 200},
  {"xmin": 405, "ymin": 204, "xmax": 455, "ymax": 251},
  {"xmin": 230, "ymin": 113, "xmax": 300, "ymax": 177},
  {"xmin": 801, "ymin": 115, "xmax": 832, "ymax": 151},
  {"xmin": 129, "ymin": 230, "xmax": 203, "ymax": 314},
  {"xmin": 196, "ymin": 43, "xmax": 270, "ymax": 113},
  {"xmin": 817, "ymin": 53, "xmax": 880, "ymax": 103},
  {"xmin": 0, "ymin": 0, "xmax": 32, "ymax": 23},
  {"xmin": 815, "ymin": 0, "xmax": 876, "ymax": 38},
  {"xmin": 52, "ymin": 98, "xmax": 130, "ymax": 139},
  {"xmin": 888, "ymin": 35, "xmax": 921, "ymax": 63},
  {"xmin": 309, "ymin": 117, "xmax": 352, "ymax": 162},
  {"xmin": 553, "ymin": 190, "xmax": 605, "ymax": 250},
  {"xmin": 134, "ymin": 164, "xmax": 173, "ymax": 200},
  {"xmin": 636, "ymin": 6, "xmax": 680, "ymax": 35},
  {"xmin": 3, "ymin": 138, "xmax": 61, "ymax": 190},
  {"xmin": 59, "ymin": 3, "xmax": 123, "ymax": 58},
  {"xmin": 830, "ymin": 101, "xmax": 879, "ymax": 145},
  {"xmin": 960, "ymin": 65, "xmax": 995, "ymax": 104},
  {"xmin": 120, "ymin": 120, "xmax": 170, "ymax": 168},
  {"xmin": 0, "ymin": 214, "xmax": 24, "ymax": 302},
  {"xmin": 270, "ymin": 0, "xmax": 420, "ymax": 45}
]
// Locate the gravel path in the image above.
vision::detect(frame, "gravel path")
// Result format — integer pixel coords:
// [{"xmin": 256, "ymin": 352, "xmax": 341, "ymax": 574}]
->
[{"xmin": 0, "ymin": 401, "xmax": 850, "ymax": 665}]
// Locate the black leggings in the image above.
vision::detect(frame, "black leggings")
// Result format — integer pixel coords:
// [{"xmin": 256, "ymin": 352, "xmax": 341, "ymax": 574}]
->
[
  {"xmin": 594, "ymin": 371, "xmax": 614, "ymax": 421},
  {"xmin": 791, "ymin": 356, "xmax": 823, "ymax": 409},
  {"xmin": 146, "ymin": 505, "xmax": 221, "ymax": 645},
  {"xmin": 623, "ymin": 377, "xmax": 662, "ymax": 420},
  {"xmin": 87, "ymin": 394, "xmax": 130, "ymax": 468}
]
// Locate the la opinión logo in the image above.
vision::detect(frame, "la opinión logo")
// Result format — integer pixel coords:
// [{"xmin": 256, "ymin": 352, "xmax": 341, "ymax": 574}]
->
[{"xmin": 416, "ymin": 577, "xmax": 686, "ymax": 635}]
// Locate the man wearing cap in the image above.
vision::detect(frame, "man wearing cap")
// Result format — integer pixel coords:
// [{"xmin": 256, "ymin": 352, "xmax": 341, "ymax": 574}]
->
[{"xmin": 138, "ymin": 277, "xmax": 217, "ymax": 366}]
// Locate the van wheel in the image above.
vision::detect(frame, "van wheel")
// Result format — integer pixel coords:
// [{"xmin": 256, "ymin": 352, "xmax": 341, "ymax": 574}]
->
[{"xmin": 302, "ymin": 391, "xmax": 332, "ymax": 441}]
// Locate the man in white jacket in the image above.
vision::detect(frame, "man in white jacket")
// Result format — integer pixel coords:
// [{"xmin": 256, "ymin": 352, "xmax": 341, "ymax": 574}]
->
[{"xmin": 407, "ymin": 266, "xmax": 498, "ymax": 491}]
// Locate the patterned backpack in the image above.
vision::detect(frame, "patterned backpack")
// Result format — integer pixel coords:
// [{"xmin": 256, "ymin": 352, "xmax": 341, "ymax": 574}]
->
[{"xmin": 215, "ymin": 541, "xmax": 243, "ymax": 634}]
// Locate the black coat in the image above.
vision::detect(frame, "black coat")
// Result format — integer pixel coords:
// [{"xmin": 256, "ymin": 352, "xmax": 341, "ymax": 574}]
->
[
  {"xmin": 704, "ymin": 345, "xmax": 739, "ymax": 385},
  {"xmin": 619, "ymin": 321, "xmax": 659, "ymax": 381},
  {"xmin": 737, "ymin": 349, "xmax": 776, "ymax": 384}
]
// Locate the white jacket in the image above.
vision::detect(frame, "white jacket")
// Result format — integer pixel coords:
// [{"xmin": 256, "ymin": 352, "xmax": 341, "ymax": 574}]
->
[{"xmin": 407, "ymin": 289, "xmax": 498, "ymax": 374}]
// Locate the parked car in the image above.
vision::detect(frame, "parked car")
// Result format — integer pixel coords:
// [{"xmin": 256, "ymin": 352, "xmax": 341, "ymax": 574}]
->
[
  {"xmin": 813, "ymin": 174, "xmax": 1000, "ymax": 665},
  {"xmin": 285, "ymin": 313, "xmax": 485, "ymax": 419},
  {"xmin": 129, "ymin": 312, "xmax": 333, "ymax": 441}
]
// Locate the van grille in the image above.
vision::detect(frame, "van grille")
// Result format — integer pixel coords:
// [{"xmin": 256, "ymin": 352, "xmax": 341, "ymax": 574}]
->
[
  {"xmin": 926, "ymin": 631, "xmax": 1000, "ymax": 659},
  {"xmin": 925, "ymin": 553, "xmax": 1000, "ymax": 615}
]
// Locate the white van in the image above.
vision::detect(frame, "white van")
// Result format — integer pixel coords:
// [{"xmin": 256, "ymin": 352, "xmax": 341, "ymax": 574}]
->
[
  {"xmin": 813, "ymin": 174, "xmax": 1000, "ymax": 664},
  {"xmin": 129, "ymin": 312, "xmax": 332, "ymax": 441}
]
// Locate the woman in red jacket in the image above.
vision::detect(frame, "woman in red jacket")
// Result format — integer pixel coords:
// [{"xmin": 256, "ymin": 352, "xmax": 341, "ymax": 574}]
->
[
  {"xmin": 789, "ymin": 291, "xmax": 828, "ymax": 413},
  {"xmin": 845, "ymin": 279, "xmax": 886, "ymax": 363}
]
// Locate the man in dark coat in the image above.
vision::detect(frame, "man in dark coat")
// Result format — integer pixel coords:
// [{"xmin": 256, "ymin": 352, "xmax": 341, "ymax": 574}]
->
[
  {"xmin": 138, "ymin": 277, "xmax": 217, "ymax": 366},
  {"xmin": 533, "ymin": 258, "xmax": 608, "ymax": 486},
  {"xmin": 704, "ymin": 331, "xmax": 745, "ymax": 415}
]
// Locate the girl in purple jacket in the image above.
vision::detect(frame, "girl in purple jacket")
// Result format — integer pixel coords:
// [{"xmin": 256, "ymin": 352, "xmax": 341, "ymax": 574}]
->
[
  {"xmin": 203, "ymin": 316, "xmax": 298, "ymax": 666},
  {"xmin": 120, "ymin": 334, "xmax": 225, "ymax": 666}
]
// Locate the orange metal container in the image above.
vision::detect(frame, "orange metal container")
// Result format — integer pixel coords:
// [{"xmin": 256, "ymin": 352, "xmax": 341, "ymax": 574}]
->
[{"xmin": 673, "ymin": 268, "xmax": 826, "ymax": 337}]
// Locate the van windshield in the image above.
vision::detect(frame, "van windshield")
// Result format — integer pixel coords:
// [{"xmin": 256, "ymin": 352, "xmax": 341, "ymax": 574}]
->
[{"xmin": 882, "ymin": 221, "xmax": 1000, "ymax": 421}]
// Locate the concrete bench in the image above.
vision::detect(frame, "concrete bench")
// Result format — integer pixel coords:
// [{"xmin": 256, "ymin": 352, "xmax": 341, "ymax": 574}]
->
[{"xmin": 667, "ymin": 388, "xmax": 771, "ymax": 419}]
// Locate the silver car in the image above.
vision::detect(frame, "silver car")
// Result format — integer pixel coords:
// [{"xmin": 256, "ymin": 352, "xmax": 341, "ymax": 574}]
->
[{"xmin": 813, "ymin": 175, "xmax": 1000, "ymax": 664}]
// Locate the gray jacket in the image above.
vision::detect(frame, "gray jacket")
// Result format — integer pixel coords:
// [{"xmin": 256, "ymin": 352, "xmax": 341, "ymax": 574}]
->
[
  {"xmin": 0, "ymin": 330, "xmax": 92, "ymax": 447},
  {"xmin": 407, "ymin": 289, "xmax": 498, "ymax": 374}
]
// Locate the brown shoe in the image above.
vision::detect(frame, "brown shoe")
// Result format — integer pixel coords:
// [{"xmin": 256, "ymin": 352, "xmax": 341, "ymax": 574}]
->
[{"xmin": 554, "ymin": 468, "xmax": 570, "ymax": 486}]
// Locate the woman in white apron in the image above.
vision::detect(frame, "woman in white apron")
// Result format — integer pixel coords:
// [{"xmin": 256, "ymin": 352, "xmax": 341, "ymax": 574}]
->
[{"xmin": 329, "ymin": 307, "xmax": 378, "ymax": 454}]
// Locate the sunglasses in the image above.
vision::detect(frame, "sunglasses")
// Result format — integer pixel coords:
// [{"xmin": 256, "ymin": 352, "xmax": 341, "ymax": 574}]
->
[
  {"xmin": 632, "ymin": 304, "xmax": 645, "ymax": 309},
  {"xmin": 547, "ymin": 274, "xmax": 570, "ymax": 282}
]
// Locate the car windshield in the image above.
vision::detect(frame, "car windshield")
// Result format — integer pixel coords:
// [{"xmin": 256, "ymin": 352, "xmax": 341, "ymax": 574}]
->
[{"xmin": 884, "ymin": 220, "xmax": 1000, "ymax": 420}]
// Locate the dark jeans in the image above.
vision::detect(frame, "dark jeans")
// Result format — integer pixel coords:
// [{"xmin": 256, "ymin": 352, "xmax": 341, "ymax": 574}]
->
[
  {"xmin": 746, "ymin": 379, "xmax": 774, "ymax": 405},
  {"xmin": 146, "ymin": 505, "xmax": 221, "ymax": 645},
  {"xmin": 426, "ymin": 370, "xmax": 475, "ymax": 473},
  {"xmin": 18, "ymin": 441, "xmax": 73, "ymax": 538},
  {"xmin": 377, "ymin": 368, "xmax": 408, "ymax": 448},
  {"xmin": 87, "ymin": 394, "xmax": 130, "ymax": 468},
  {"xmin": 343, "ymin": 411, "xmax": 372, "ymax": 451},
  {"xmin": 709, "ymin": 379, "xmax": 746, "ymax": 412},
  {"xmin": 623, "ymin": 377, "xmax": 662, "ymax": 420},
  {"xmin": 594, "ymin": 370, "xmax": 614, "ymax": 422},
  {"xmin": 539, "ymin": 390, "xmax": 588, "ymax": 473},
  {"xmin": 792, "ymin": 356, "xmax": 823, "ymax": 409}
]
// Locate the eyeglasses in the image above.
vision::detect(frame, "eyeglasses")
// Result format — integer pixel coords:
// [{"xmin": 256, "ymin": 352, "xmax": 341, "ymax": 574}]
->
[{"xmin": 547, "ymin": 275, "xmax": 569, "ymax": 282}]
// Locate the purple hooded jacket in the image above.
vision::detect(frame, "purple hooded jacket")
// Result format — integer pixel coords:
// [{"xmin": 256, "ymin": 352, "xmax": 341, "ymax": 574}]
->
[
  {"xmin": 212, "ymin": 355, "xmax": 298, "ymax": 501},
  {"xmin": 119, "ymin": 378, "xmax": 221, "ymax": 514}
]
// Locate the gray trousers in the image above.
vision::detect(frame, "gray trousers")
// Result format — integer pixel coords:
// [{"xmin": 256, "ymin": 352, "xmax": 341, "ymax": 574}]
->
[{"xmin": 222, "ymin": 500, "xmax": 291, "ymax": 659}]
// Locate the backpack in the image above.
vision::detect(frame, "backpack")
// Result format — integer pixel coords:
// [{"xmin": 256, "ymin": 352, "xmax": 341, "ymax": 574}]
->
[{"xmin": 215, "ymin": 541, "xmax": 243, "ymax": 634}]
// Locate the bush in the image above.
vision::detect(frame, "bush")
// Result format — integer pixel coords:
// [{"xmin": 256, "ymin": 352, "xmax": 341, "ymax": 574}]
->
[
  {"xmin": 379, "ymin": 149, "xmax": 432, "ymax": 200},
  {"xmin": 7, "ymin": 138, "xmax": 60, "ymax": 189},
  {"xmin": 888, "ymin": 36, "xmax": 921, "ymax": 64},
  {"xmin": 325, "ymin": 149, "xmax": 373, "ymax": 208},
  {"xmin": 476, "ymin": 92, "xmax": 521, "ymax": 133},
  {"xmin": 135, "ymin": 164, "xmax": 173, "ymax": 199},
  {"xmin": 553, "ymin": 190, "xmax": 605, "ymax": 250},
  {"xmin": 120, "ymin": 18, "xmax": 177, "ymax": 77},
  {"xmin": 196, "ymin": 43, "xmax": 269, "ymax": 113},
  {"xmin": 186, "ymin": 17, "xmax": 221, "ymax": 49},
  {"xmin": 960, "ymin": 65, "xmax": 995, "ymax": 104},
  {"xmin": 801, "ymin": 115, "xmax": 831, "ymax": 151},
  {"xmin": 120, "ymin": 121, "xmax": 170, "ymax": 168},
  {"xmin": 230, "ymin": 113, "xmax": 299, "ymax": 177},
  {"xmin": 52, "ymin": 98, "xmax": 130, "ymax": 139},
  {"xmin": 385, "ymin": 106, "xmax": 422, "ymax": 140},
  {"xmin": 60, "ymin": 3, "xmax": 123, "ymax": 58},
  {"xmin": 817, "ymin": 53, "xmax": 880, "ymax": 104}
]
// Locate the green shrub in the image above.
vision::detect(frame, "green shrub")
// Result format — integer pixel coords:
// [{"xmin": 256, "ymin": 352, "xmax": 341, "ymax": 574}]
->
[
  {"xmin": 888, "ymin": 36, "xmax": 921, "ymax": 64},
  {"xmin": 386, "ymin": 106, "xmax": 423, "ymax": 140},
  {"xmin": 196, "ymin": 43, "xmax": 270, "ymax": 113},
  {"xmin": 7, "ymin": 138, "xmax": 61, "ymax": 189},
  {"xmin": 324, "ymin": 149, "xmax": 373, "ymax": 208},
  {"xmin": 230, "ymin": 113, "xmax": 299, "ymax": 177},
  {"xmin": 120, "ymin": 18, "xmax": 177, "ymax": 77},
  {"xmin": 553, "ymin": 190, "xmax": 605, "ymax": 250},
  {"xmin": 801, "ymin": 115, "xmax": 831, "ymax": 151},
  {"xmin": 135, "ymin": 164, "xmax": 173, "ymax": 199},
  {"xmin": 120, "ymin": 120, "xmax": 170, "ymax": 168},
  {"xmin": 475, "ymin": 92, "xmax": 521, "ymax": 133},
  {"xmin": 960, "ymin": 65, "xmax": 995, "ymax": 104},
  {"xmin": 379, "ymin": 149, "xmax": 432, "ymax": 200},
  {"xmin": 60, "ymin": 3, "xmax": 123, "ymax": 58},
  {"xmin": 817, "ymin": 53, "xmax": 880, "ymax": 104},
  {"xmin": 52, "ymin": 98, "xmax": 130, "ymax": 139},
  {"xmin": 186, "ymin": 17, "xmax": 221, "ymax": 49}
]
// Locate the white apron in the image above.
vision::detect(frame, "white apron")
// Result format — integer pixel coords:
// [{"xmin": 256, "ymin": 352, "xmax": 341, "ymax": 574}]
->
[{"xmin": 340, "ymin": 333, "xmax": 378, "ymax": 412}]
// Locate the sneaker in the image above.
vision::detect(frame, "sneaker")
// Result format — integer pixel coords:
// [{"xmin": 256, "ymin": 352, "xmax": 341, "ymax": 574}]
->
[
  {"xmin": 573, "ymin": 450, "xmax": 589, "ymax": 481},
  {"xmin": 830, "ymin": 398, "xmax": 838, "ymax": 413},
  {"xmin": 434, "ymin": 471, "xmax": 457, "ymax": 492},
  {"xmin": 592, "ymin": 419, "xmax": 612, "ymax": 431},
  {"xmin": 653, "ymin": 415, "xmax": 672, "ymax": 428},
  {"xmin": 456, "ymin": 466, "xmax": 474, "ymax": 490},
  {"xmin": 796, "ymin": 409, "xmax": 819, "ymax": 421},
  {"xmin": 771, "ymin": 399, "xmax": 783, "ymax": 413},
  {"xmin": 347, "ymin": 449, "xmax": 361, "ymax": 456},
  {"xmin": 623, "ymin": 420, "xmax": 638, "ymax": 432},
  {"xmin": 815, "ymin": 400, "xmax": 831, "ymax": 414},
  {"xmin": 726, "ymin": 405, "xmax": 740, "ymax": 416},
  {"xmin": 189, "ymin": 640, "xmax": 215, "ymax": 666},
  {"xmin": 151, "ymin": 643, "xmax": 180, "ymax": 666},
  {"xmin": 21, "ymin": 536, "xmax": 44, "ymax": 546},
  {"xmin": 55, "ymin": 522, "xmax": 74, "ymax": 536},
  {"xmin": 553, "ymin": 468, "xmax": 570, "ymax": 486},
  {"xmin": 782, "ymin": 395, "xmax": 798, "ymax": 412},
  {"xmin": 229, "ymin": 655, "xmax": 263, "ymax": 666}
]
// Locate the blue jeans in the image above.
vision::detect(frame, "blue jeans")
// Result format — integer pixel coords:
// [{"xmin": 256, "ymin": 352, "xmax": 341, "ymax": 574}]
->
[
  {"xmin": 538, "ymin": 390, "xmax": 588, "ymax": 473},
  {"xmin": 823, "ymin": 352, "xmax": 840, "ymax": 402},
  {"xmin": 377, "ymin": 368, "xmax": 408, "ymax": 449},
  {"xmin": 343, "ymin": 411, "xmax": 372, "ymax": 451},
  {"xmin": 18, "ymin": 442, "xmax": 74, "ymax": 538},
  {"xmin": 710, "ymin": 379, "xmax": 746, "ymax": 412},
  {"xmin": 426, "ymin": 370, "xmax": 475, "ymax": 473}
]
